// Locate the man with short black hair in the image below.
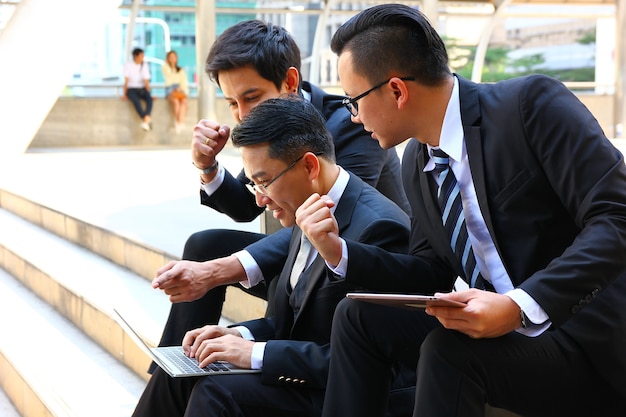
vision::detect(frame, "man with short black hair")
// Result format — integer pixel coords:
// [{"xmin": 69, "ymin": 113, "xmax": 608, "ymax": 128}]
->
[{"xmin": 308, "ymin": 4, "xmax": 626, "ymax": 417}]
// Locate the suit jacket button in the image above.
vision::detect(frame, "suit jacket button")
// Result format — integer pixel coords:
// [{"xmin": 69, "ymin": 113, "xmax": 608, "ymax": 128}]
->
[
  {"xmin": 571, "ymin": 305, "xmax": 580, "ymax": 314},
  {"xmin": 278, "ymin": 376, "xmax": 285, "ymax": 382},
  {"xmin": 285, "ymin": 378, "xmax": 292, "ymax": 383},
  {"xmin": 300, "ymin": 379, "xmax": 306, "ymax": 384}
]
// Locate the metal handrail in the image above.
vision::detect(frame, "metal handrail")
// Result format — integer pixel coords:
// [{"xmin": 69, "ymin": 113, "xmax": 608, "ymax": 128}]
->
[{"xmin": 62, "ymin": 82, "xmax": 199, "ymax": 98}]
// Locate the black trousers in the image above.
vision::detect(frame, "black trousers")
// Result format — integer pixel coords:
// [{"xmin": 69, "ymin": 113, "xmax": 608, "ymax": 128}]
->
[
  {"xmin": 322, "ymin": 298, "xmax": 626, "ymax": 417},
  {"xmin": 126, "ymin": 87, "xmax": 153, "ymax": 119}
]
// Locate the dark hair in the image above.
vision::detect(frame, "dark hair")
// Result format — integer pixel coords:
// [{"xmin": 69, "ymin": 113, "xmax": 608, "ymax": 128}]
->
[
  {"xmin": 330, "ymin": 4, "xmax": 451, "ymax": 86},
  {"xmin": 166, "ymin": 50, "xmax": 181, "ymax": 72},
  {"xmin": 206, "ymin": 20, "xmax": 302, "ymax": 91},
  {"xmin": 231, "ymin": 96, "xmax": 335, "ymax": 163},
  {"xmin": 132, "ymin": 48, "xmax": 144, "ymax": 57}
]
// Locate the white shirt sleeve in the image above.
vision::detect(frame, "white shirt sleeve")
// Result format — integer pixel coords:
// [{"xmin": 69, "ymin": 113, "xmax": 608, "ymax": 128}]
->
[
  {"xmin": 232, "ymin": 326, "xmax": 265, "ymax": 370},
  {"xmin": 142, "ymin": 63, "xmax": 151, "ymax": 80},
  {"xmin": 233, "ymin": 250, "xmax": 264, "ymax": 288},
  {"xmin": 199, "ymin": 163, "xmax": 226, "ymax": 195},
  {"xmin": 506, "ymin": 288, "xmax": 551, "ymax": 337},
  {"xmin": 325, "ymin": 238, "xmax": 348, "ymax": 278}
]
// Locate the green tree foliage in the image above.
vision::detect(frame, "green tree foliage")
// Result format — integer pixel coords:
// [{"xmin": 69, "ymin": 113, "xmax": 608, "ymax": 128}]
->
[{"xmin": 444, "ymin": 32, "xmax": 595, "ymax": 83}]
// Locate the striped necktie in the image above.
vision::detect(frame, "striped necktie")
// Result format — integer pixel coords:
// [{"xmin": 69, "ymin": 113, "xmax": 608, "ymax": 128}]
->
[{"xmin": 432, "ymin": 149, "xmax": 486, "ymax": 289}]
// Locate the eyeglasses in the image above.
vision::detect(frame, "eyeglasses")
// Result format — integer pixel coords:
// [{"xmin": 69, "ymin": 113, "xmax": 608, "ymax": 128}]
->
[
  {"xmin": 246, "ymin": 154, "xmax": 306, "ymax": 196},
  {"xmin": 342, "ymin": 77, "xmax": 416, "ymax": 117}
]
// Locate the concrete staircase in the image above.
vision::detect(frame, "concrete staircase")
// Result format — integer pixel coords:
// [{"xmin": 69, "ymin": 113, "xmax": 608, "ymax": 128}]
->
[
  {"xmin": 0, "ymin": 185, "xmax": 260, "ymax": 416},
  {"xmin": 0, "ymin": 188, "xmax": 167, "ymax": 416}
]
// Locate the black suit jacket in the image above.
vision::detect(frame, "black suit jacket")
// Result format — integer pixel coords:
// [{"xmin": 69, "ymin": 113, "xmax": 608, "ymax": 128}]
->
[
  {"xmin": 200, "ymin": 81, "xmax": 410, "ymax": 222},
  {"xmin": 343, "ymin": 75, "xmax": 626, "ymax": 397},
  {"xmin": 235, "ymin": 172, "xmax": 410, "ymax": 390}
]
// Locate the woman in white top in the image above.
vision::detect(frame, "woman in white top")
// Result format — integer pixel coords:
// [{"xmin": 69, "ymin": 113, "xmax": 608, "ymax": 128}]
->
[{"xmin": 162, "ymin": 50, "xmax": 189, "ymax": 134}]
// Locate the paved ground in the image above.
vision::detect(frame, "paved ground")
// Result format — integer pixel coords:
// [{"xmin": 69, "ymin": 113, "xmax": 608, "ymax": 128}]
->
[{"xmin": 0, "ymin": 145, "xmax": 259, "ymax": 258}]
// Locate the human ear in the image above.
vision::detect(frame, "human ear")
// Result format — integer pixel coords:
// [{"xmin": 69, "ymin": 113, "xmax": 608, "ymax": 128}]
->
[
  {"xmin": 284, "ymin": 67, "xmax": 300, "ymax": 93},
  {"xmin": 388, "ymin": 77, "xmax": 410, "ymax": 110},
  {"xmin": 302, "ymin": 152, "xmax": 320, "ymax": 180}
]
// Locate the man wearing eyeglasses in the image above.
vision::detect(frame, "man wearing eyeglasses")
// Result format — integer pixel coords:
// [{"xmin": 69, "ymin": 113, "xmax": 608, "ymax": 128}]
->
[
  {"xmin": 132, "ymin": 96, "xmax": 410, "ymax": 417},
  {"xmin": 308, "ymin": 4, "xmax": 626, "ymax": 417},
  {"xmin": 150, "ymin": 20, "xmax": 410, "ymax": 359}
]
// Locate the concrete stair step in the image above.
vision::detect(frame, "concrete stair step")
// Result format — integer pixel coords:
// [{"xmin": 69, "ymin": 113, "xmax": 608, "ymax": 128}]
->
[
  {"xmin": 0, "ymin": 387, "xmax": 20, "ymax": 417},
  {"xmin": 0, "ymin": 206, "xmax": 171, "ymax": 375},
  {"xmin": 0, "ymin": 205, "xmax": 171, "ymax": 417},
  {"xmin": 0, "ymin": 267, "xmax": 146, "ymax": 417},
  {"xmin": 0, "ymin": 186, "xmax": 245, "ymax": 416}
]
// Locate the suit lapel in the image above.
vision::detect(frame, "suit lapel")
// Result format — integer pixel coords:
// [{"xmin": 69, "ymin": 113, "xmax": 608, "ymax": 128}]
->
[
  {"xmin": 458, "ymin": 77, "xmax": 498, "ymax": 247},
  {"xmin": 416, "ymin": 145, "xmax": 443, "ymax": 231},
  {"xmin": 273, "ymin": 228, "xmax": 304, "ymax": 334}
]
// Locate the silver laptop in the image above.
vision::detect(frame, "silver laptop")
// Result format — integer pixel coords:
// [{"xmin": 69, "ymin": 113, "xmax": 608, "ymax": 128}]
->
[{"xmin": 113, "ymin": 308, "xmax": 261, "ymax": 378}]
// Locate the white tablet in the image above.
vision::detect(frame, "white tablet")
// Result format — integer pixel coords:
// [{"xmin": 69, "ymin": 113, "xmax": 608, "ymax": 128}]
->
[{"xmin": 346, "ymin": 292, "xmax": 466, "ymax": 309}]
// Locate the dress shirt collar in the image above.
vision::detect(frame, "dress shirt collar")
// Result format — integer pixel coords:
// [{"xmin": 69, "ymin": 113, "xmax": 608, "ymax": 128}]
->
[
  {"xmin": 301, "ymin": 88, "xmax": 311, "ymax": 102},
  {"xmin": 425, "ymin": 76, "xmax": 463, "ymax": 170},
  {"xmin": 326, "ymin": 166, "xmax": 350, "ymax": 214}
]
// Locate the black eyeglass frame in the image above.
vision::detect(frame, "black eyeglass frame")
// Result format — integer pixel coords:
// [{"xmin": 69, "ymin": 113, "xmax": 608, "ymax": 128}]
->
[
  {"xmin": 246, "ymin": 152, "xmax": 323, "ymax": 196},
  {"xmin": 342, "ymin": 77, "xmax": 416, "ymax": 117}
]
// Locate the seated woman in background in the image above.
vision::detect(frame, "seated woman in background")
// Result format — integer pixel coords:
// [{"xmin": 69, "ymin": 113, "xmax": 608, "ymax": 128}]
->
[{"xmin": 162, "ymin": 50, "xmax": 189, "ymax": 134}]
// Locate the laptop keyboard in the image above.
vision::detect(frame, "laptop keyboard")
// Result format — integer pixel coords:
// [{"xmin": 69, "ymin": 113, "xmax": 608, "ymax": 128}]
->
[{"xmin": 160, "ymin": 346, "xmax": 232, "ymax": 374}]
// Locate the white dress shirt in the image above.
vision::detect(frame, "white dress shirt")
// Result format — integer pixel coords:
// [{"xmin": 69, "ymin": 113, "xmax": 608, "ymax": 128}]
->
[{"xmin": 123, "ymin": 60, "xmax": 150, "ymax": 88}]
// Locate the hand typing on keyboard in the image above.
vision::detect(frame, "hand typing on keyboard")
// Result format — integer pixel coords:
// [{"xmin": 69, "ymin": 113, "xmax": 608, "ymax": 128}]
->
[{"xmin": 183, "ymin": 325, "xmax": 254, "ymax": 369}]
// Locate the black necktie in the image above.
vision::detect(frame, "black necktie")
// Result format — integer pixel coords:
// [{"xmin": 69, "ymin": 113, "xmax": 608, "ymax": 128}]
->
[{"xmin": 432, "ymin": 149, "xmax": 486, "ymax": 289}]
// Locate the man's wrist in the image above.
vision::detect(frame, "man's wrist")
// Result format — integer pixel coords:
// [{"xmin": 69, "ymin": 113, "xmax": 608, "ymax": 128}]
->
[{"xmin": 193, "ymin": 160, "xmax": 218, "ymax": 174}]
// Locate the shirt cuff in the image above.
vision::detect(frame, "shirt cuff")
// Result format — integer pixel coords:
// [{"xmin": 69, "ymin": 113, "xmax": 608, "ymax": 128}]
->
[
  {"xmin": 233, "ymin": 325, "xmax": 254, "ymax": 341},
  {"xmin": 506, "ymin": 288, "xmax": 551, "ymax": 337},
  {"xmin": 199, "ymin": 163, "xmax": 225, "ymax": 195},
  {"xmin": 325, "ymin": 238, "xmax": 348, "ymax": 279},
  {"xmin": 233, "ymin": 250, "xmax": 264, "ymax": 288},
  {"xmin": 232, "ymin": 326, "xmax": 264, "ymax": 370},
  {"xmin": 251, "ymin": 342, "xmax": 266, "ymax": 370}
]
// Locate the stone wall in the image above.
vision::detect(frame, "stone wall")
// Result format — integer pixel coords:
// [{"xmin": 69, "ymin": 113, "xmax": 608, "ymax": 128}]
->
[{"xmin": 29, "ymin": 96, "xmax": 236, "ymax": 148}]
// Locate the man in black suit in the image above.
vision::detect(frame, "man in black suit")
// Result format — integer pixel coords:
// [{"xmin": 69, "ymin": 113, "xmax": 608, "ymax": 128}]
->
[
  {"xmin": 153, "ymin": 20, "xmax": 410, "ymax": 352},
  {"xmin": 132, "ymin": 97, "xmax": 410, "ymax": 417},
  {"xmin": 303, "ymin": 4, "xmax": 626, "ymax": 417}
]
